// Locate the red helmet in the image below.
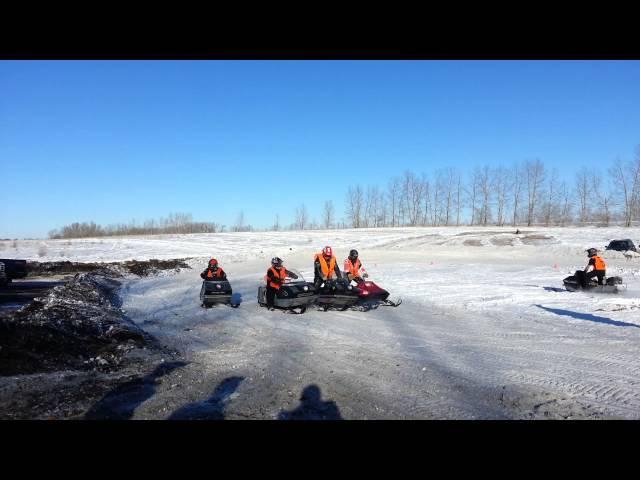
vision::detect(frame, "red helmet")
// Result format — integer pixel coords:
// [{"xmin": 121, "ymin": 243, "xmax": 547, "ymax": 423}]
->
[
  {"xmin": 209, "ymin": 258, "xmax": 218, "ymax": 267},
  {"xmin": 322, "ymin": 246, "xmax": 333, "ymax": 258}
]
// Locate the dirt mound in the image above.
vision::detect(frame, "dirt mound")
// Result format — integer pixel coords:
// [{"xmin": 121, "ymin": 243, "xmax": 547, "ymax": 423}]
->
[
  {"xmin": 463, "ymin": 239, "xmax": 484, "ymax": 246},
  {"xmin": 0, "ymin": 272, "xmax": 152, "ymax": 376},
  {"xmin": 490, "ymin": 236, "xmax": 516, "ymax": 246},
  {"xmin": 121, "ymin": 259, "xmax": 190, "ymax": 276},
  {"xmin": 26, "ymin": 258, "xmax": 191, "ymax": 278},
  {"xmin": 520, "ymin": 234, "xmax": 558, "ymax": 245},
  {"xmin": 456, "ymin": 231, "xmax": 511, "ymax": 236}
]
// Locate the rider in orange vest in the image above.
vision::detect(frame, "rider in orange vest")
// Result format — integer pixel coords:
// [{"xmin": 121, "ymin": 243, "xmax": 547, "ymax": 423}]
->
[
  {"xmin": 264, "ymin": 257, "xmax": 298, "ymax": 310},
  {"xmin": 575, "ymin": 248, "xmax": 606, "ymax": 287},
  {"xmin": 343, "ymin": 249, "xmax": 368, "ymax": 282},
  {"xmin": 581, "ymin": 247, "xmax": 606, "ymax": 286},
  {"xmin": 200, "ymin": 258, "xmax": 227, "ymax": 280},
  {"xmin": 314, "ymin": 245, "xmax": 342, "ymax": 288}
]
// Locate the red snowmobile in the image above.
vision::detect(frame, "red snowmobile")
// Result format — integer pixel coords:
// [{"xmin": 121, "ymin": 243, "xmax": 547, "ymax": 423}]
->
[
  {"xmin": 352, "ymin": 278, "xmax": 402, "ymax": 310},
  {"xmin": 314, "ymin": 277, "xmax": 401, "ymax": 311}
]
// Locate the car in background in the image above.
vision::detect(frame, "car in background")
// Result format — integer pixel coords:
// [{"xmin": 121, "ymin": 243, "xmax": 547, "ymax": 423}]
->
[
  {"xmin": 0, "ymin": 262, "xmax": 7, "ymax": 287},
  {"xmin": 605, "ymin": 239, "xmax": 638, "ymax": 253},
  {"xmin": 0, "ymin": 259, "xmax": 28, "ymax": 284}
]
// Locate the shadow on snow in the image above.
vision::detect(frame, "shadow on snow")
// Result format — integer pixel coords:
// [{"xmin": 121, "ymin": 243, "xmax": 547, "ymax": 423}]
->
[
  {"xmin": 277, "ymin": 384, "xmax": 343, "ymax": 420},
  {"xmin": 535, "ymin": 304, "xmax": 640, "ymax": 329},
  {"xmin": 168, "ymin": 376, "xmax": 245, "ymax": 420}
]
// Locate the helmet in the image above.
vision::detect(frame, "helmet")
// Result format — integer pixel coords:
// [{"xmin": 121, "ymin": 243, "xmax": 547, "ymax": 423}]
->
[
  {"xmin": 208, "ymin": 258, "xmax": 218, "ymax": 268},
  {"xmin": 322, "ymin": 246, "xmax": 333, "ymax": 258},
  {"xmin": 586, "ymin": 248, "xmax": 598, "ymax": 256},
  {"xmin": 349, "ymin": 249, "xmax": 358, "ymax": 260},
  {"xmin": 271, "ymin": 257, "xmax": 283, "ymax": 267}
]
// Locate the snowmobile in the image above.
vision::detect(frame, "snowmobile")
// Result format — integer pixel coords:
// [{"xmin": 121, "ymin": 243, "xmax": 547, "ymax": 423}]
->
[
  {"xmin": 314, "ymin": 278, "xmax": 362, "ymax": 311},
  {"xmin": 257, "ymin": 269, "xmax": 317, "ymax": 314},
  {"xmin": 563, "ymin": 271, "xmax": 627, "ymax": 294},
  {"xmin": 200, "ymin": 280, "xmax": 240, "ymax": 308},
  {"xmin": 352, "ymin": 278, "xmax": 402, "ymax": 309}
]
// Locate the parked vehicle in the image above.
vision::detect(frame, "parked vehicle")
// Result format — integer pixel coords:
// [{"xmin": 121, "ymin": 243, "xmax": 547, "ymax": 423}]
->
[
  {"xmin": 200, "ymin": 280, "xmax": 240, "ymax": 308},
  {"xmin": 0, "ymin": 259, "xmax": 28, "ymax": 283},
  {"xmin": 257, "ymin": 268, "xmax": 317, "ymax": 314},
  {"xmin": 563, "ymin": 271, "xmax": 626, "ymax": 294},
  {"xmin": 605, "ymin": 239, "xmax": 637, "ymax": 253}
]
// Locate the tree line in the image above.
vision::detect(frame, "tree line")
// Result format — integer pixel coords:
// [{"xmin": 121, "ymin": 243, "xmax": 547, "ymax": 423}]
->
[
  {"xmin": 48, "ymin": 213, "xmax": 224, "ymax": 239},
  {"xmin": 333, "ymin": 149, "xmax": 640, "ymax": 230},
  {"xmin": 49, "ymin": 147, "xmax": 640, "ymax": 238}
]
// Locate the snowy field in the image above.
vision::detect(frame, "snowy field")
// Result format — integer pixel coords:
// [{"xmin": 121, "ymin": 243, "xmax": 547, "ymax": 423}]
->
[{"xmin": 6, "ymin": 226, "xmax": 640, "ymax": 419}]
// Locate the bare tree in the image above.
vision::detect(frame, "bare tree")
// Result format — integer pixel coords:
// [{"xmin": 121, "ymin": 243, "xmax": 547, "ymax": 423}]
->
[
  {"xmin": 477, "ymin": 166, "xmax": 492, "ymax": 226},
  {"xmin": 295, "ymin": 204, "xmax": 308, "ymax": 230},
  {"xmin": 493, "ymin": 166, "xmax": 510, "ymax": 226},
  {"xmin": 575, "ymin": 167, "xmax": 590, "ymax": 224},
  {"xmin": 558, "ymin": 181, "xmax": 573, "ymax": 226},
  {"xmin": 375, "ymin": 188, "xmax": 387, "ymax": 227},
  {"xmin": 467, "ymin": 169, "xmax": 480, "ymax": 225},
  {"xmin": 346, "ymin": 185, "xmax": 363, "ymax": 228},
  {"xmin": 421, "ymin": 175, "xmax": 431, "ymax": 226},
  {"xmin": 402, "ymin": 171, "xmax": 423, "ymax": 226},
  {"xmin": 592, "ymin": 174, "xmax": 614, "ymax": 227},
  {"xmin": 525, "ymin": 159, "xmax": 545, "ymax": 227},
  {"xmin": 455, "ymin": 172, "xmax": 462, "ymax": 226},
  {"xmin": 387, "ymin": 177, "xmax": 401, "ymax": 227},
  {"xmin": 322, "ymin": 200, "xmax": 334, "ymax": 229},
  {"xmin": 542, "ymin": 169, "xmax": 558, "ymax": 227},
  {"xmin": 511, "ymin": 162, "xmax": 523, "ymax": 226},
  {"xmin": 273, "ymin": 214, "xmax": 280, "ymax": 231},
  {"xmin": 441, "ymin": 168, "xmax": 457, "ymax": 226},
  {"xmin": 234, "ymin": 211, "xmax": 245, "ymax": 232},
  {"xmin": 610, "ymin": 153, "xmax": 640, "ymax": 227}
]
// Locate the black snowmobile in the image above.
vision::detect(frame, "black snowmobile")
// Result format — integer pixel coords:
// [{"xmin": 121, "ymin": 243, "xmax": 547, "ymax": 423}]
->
[
  {"xmin": 314, "ymin": 278, "xmax": 362, "ymax": 311},
  {"xmin": 200, "ymin": 280, "xmax": 240, "ymax": 308},
  {"xmin": 563, "ymin": 271, "xmax": 626, "ymax": 294},
  {"xmin": 257, "ymin": 269, "xmax": 317, "ymax": 314}
]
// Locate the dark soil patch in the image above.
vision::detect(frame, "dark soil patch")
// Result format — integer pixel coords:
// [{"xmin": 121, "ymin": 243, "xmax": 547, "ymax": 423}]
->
[
  {"xmin": 0, "ymin": 272, "xmax": 154, "ymax": 376},
  {"xmin": 26, "ymin": 258, "xmax": 191, "ymax": 278}
]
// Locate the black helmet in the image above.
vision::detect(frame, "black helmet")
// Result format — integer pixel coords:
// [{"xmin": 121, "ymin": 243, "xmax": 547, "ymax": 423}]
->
[
  {"xmin": 349, "ymin": 249, "xmax": 358, "ymax": 259},
  {"xmin": 586, "ymin": 248, "xmax": 598, "ymax": 256},
  {"xmin": 271, "ymin": 257, "xmax": 283, "ymax": 267}
]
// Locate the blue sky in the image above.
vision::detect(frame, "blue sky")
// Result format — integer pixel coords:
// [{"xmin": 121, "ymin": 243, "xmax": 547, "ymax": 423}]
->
[{"xmin": 1, "ymin": 60, "xmax": 639, "ymax": 238}]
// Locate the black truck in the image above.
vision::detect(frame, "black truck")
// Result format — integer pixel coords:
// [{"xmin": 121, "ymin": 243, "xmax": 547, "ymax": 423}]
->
[
  {"xmin": 0, "ymin": 259, "xmax": 28, "ymax": 285},
  {"xmin": 605, "ymin": 239, "xmax": 638, "ymax": 253}
]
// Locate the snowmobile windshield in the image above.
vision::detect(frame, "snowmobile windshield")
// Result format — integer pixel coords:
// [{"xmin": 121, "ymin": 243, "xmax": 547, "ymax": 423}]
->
[{"xmin": 284, "ymin": 269, "xmax": 307, "ymax": 283}]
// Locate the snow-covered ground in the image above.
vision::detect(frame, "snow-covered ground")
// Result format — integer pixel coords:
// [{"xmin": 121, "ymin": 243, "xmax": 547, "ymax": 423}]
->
[{"xmin": 6, "ymin": 226, "xmax": 640, "ymax": 418}]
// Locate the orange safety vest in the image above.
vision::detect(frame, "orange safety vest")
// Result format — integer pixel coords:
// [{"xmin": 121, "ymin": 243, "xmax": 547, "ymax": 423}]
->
[
  {"xmin": 344, "ymin": 258, "xmax": 361, "ymax": 277},
  {"xmin": 265, "ymin": 266, "xmax": 287, "ymax": 289},
  {"xmin": 206, "ymin": 268, "xmax": 223, "ymax": 279},
  {"xmin": 593, "ymin": 255, "xmax": 606, "ymax": 271},
  {"xmin": 314, "ymin": 254, "xmax": 336, "ymax": 280}
]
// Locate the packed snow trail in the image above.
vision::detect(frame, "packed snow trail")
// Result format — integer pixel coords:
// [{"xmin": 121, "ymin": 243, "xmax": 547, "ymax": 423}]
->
[{"xmin": 11, "ymin": 227, "xmax": 640, "ymax": 418}]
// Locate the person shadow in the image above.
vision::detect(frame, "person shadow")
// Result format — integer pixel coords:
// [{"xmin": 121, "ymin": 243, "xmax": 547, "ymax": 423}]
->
[
  {"xmin": 277, "ymin": 384, "xmax": 343, "ymax": 420},
  {"xmin": 84, "ymin": 361, "xmax": 188, "ymax": 420},
  {"xmin": 168, "ymin": 376, "xmax": 244, "ymax": 420}
]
